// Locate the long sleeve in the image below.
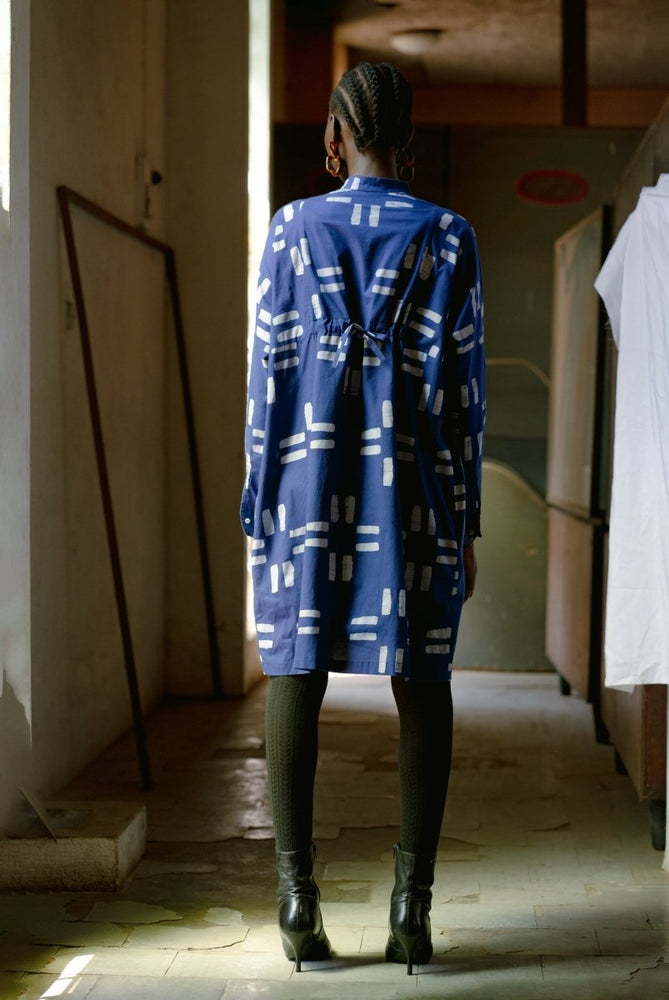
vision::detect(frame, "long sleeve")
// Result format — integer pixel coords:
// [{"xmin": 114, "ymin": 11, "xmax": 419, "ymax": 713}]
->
[
  {"xmin": 445, "ymin": 223, "xmax": 486, "ymax": 543},
  {"xmin": 240, "ymin": 234, "xmax": 274, "ymax": 537},
  {"xmin": 241, "ymin": 177, "xmax": 485, "ymax": 682}
]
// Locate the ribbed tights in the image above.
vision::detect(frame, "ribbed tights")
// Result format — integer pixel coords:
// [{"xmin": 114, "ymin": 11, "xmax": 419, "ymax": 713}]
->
[
  {"xmin": 265, "ymin": 671, "xmax": 329, "ymax": 853},
  {"xmin": 391, "ymin": 675, "xmax": 453, "ymax": 856},
  {"xmin": 265, "ymin": 672, "xmax": 453, "ymax": 857}
]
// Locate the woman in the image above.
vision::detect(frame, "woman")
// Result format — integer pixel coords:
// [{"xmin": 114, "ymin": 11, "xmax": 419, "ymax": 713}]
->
[{"xmin": 241, "ymin": 62, "xmax": 485, "ymax": 974}]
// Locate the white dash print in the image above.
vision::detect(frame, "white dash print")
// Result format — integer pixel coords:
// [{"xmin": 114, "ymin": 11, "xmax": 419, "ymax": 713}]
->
[
  {"xmin": 418, "ymin": 384, "xmax": 431, "ymax": 412},
  {"xmin": 290, "ymin": 246, "xmax": 304, "ymax": 275},
  {"xmin": 418, "ymin": 307, "xmax": 442, "ymax": 323},
  {"xmin": 273, "ymin": 311, "xmax": 299, "ymax": 326},
  {"xmin": 383, "ymin": 458, "xmax": 394, "ymax": 487},
  {"xmin": 441, "ymin": 248, "xmax": 458, "ymax": 265},
  {"xmin": 427, "ymin": 627, "xmax": 452, "ymax": 639},
  {"xmin": 419, "ymin": 249, "xmax": 435, "ymax": 279},
  {"xmin": 382, "ymin": 400, "xmax": 394, "ymax": 427},
  {"xmin": 246, "ymin": 175, "xmax": 485, "ymax": 686}
]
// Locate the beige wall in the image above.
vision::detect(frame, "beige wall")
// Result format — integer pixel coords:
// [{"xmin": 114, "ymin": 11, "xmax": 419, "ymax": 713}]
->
[
  {"xmin": 0, "ymin": 0, "xmax": 254, "ymax": 833},
  {"xmin": 166, "ymin": 0, "xmax": 251, "ymax": 697},
  {"xmin": 0, "ymin": 0, "xmax": 31, "ymax": 832},
  {"xmin": 26, "ymin": 0, "xmax": 168, "ymax": 821}
]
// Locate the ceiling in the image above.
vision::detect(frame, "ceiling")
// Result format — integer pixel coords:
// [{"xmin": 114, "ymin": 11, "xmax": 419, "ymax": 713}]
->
[{"xmin": 289, "ymin": 0, "xmax": 669, "ymax": 89}]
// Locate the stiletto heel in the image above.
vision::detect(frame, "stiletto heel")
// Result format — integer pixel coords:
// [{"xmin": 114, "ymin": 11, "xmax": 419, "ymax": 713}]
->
[
  {"xmin": 276, "ymin": 844, "xmax": 332, "ymax": 971},
  {"xmin": 278, "ymin": 902, "xmax": 330, "ymax": 972},
  {"xmin": 385, "ymin": 844, "xmax": 436, "ymax": 974},
  {"xmin": 280, "ymin": 926, "xmax": 309, "ymax": 972},
  {"xmin": 387, "ymin": 929, "xmax": 422, "ymax": 974}
]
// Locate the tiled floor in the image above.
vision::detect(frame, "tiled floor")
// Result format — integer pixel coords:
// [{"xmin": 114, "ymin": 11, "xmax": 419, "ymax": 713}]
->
[{"xmin": 1, "ymin": 671, "xmax": 668, "ymax": 999}]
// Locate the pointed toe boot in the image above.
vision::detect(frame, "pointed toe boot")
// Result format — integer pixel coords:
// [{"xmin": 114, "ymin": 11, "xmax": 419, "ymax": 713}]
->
[
  {"xmin": 385, "ymin": 844, "xmax": 436, "ymax": 974},
  {"xmin": 276, "ymin": 844, "xmax": 332, "ymax": 972}
]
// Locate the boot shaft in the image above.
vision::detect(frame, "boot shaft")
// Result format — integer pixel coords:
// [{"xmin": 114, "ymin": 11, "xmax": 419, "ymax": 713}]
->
[
  {"xmin": 276, "ymin": 844, "xmax": 319, "ymax": 903},
  {"xmin": 390, "ymin": 844, "xmax": 436, "ymax": 903}
]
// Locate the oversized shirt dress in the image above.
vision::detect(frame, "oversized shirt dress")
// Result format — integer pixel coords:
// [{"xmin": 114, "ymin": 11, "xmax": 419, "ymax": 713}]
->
[
  {"xmin": 595, "ymin": 175, "xmax": 669, "ymax": 690},
  {"xmin": 241, "ymin": 175, "xmax": 485, "ymax": 682}
]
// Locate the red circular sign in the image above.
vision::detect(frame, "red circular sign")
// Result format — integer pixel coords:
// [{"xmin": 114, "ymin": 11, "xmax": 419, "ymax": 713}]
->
[{"xmin": 516, "ymin": 169, "xmax": 589, "ymax": 205}]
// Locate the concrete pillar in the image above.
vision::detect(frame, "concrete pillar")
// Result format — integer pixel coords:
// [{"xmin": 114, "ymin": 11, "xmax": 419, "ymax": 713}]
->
[{"xmin": 166, "ymin": 0, "xmax": 250, "ymax": 696}]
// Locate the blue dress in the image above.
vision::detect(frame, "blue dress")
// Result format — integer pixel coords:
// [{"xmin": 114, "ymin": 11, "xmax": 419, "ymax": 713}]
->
[{"xmin": 241, "ymin": 175, "xmax": 485, "ymax": 681}]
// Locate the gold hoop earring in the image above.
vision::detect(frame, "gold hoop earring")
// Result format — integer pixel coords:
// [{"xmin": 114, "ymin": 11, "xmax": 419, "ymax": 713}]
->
[{"xmin": 326, "ymin": 140, "xmax": 344, "ymax": 178}]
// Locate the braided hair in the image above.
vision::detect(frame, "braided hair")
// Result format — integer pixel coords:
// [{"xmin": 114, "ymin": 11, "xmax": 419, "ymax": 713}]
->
[{"xmin": 329, "ymin": 62, "xmax": 413, "ymax": 154}]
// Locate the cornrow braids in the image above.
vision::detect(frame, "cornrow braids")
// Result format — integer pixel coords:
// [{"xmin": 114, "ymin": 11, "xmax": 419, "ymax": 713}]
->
[{"xmin": 329, "ymin": 61, "xmax": 413, "ymax": 154}]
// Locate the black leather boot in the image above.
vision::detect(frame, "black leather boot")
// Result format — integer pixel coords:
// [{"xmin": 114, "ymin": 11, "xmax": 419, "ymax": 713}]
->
[
  {"xmin": 276, "ymin": 844, "xmax": 332, "ymax": 972},
  {"xmin": 385, "ymin": 843, "xmax": 436, "ymax": 974}
]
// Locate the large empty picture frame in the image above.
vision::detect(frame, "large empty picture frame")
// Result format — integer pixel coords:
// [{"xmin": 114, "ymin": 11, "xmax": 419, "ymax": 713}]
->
[{"xmin": 57, "ymin": 186, "xmax": 223, "ymax": 791}]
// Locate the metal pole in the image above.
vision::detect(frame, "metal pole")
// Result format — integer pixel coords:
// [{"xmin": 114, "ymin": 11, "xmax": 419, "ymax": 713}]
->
[
  {"xmin": 57, "ymin": 186, "xmax": 153, "ymax": 791},
  {"xmin": 165, "ymin": 250, "xmax": 224, "ymax": 699}
]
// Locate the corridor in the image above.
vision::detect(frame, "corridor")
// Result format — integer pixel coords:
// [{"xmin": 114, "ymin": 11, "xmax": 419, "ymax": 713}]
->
[{"xmin": 1, "ymin": 670, "xmax": 668, "ymax": 999}]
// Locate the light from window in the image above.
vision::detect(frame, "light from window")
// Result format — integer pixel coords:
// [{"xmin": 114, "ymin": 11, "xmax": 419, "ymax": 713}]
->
[
  {"xmin": 246, "ymin": 0, "xmax": 271, "ymax": 645},
  {"xmin": 0, "ymin": 0, "xmax": 9, "ymax": 213}
]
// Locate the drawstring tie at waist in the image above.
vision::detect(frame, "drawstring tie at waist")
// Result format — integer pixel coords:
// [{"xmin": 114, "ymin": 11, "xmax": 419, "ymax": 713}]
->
[{"xmin": 334, "ymin": 323, "xmax": 391, "ymax": 366}]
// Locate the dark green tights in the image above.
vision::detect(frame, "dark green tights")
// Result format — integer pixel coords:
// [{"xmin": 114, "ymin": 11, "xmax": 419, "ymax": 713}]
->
[{"xmin": 265, "ymin": 672, "xmax": 453, "ymax": 856}]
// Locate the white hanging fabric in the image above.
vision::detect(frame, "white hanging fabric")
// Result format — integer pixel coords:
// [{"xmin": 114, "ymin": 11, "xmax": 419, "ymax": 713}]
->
[{"xmin": 595, "ymin": 175, "xmax": 669, "ymax": 691}]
